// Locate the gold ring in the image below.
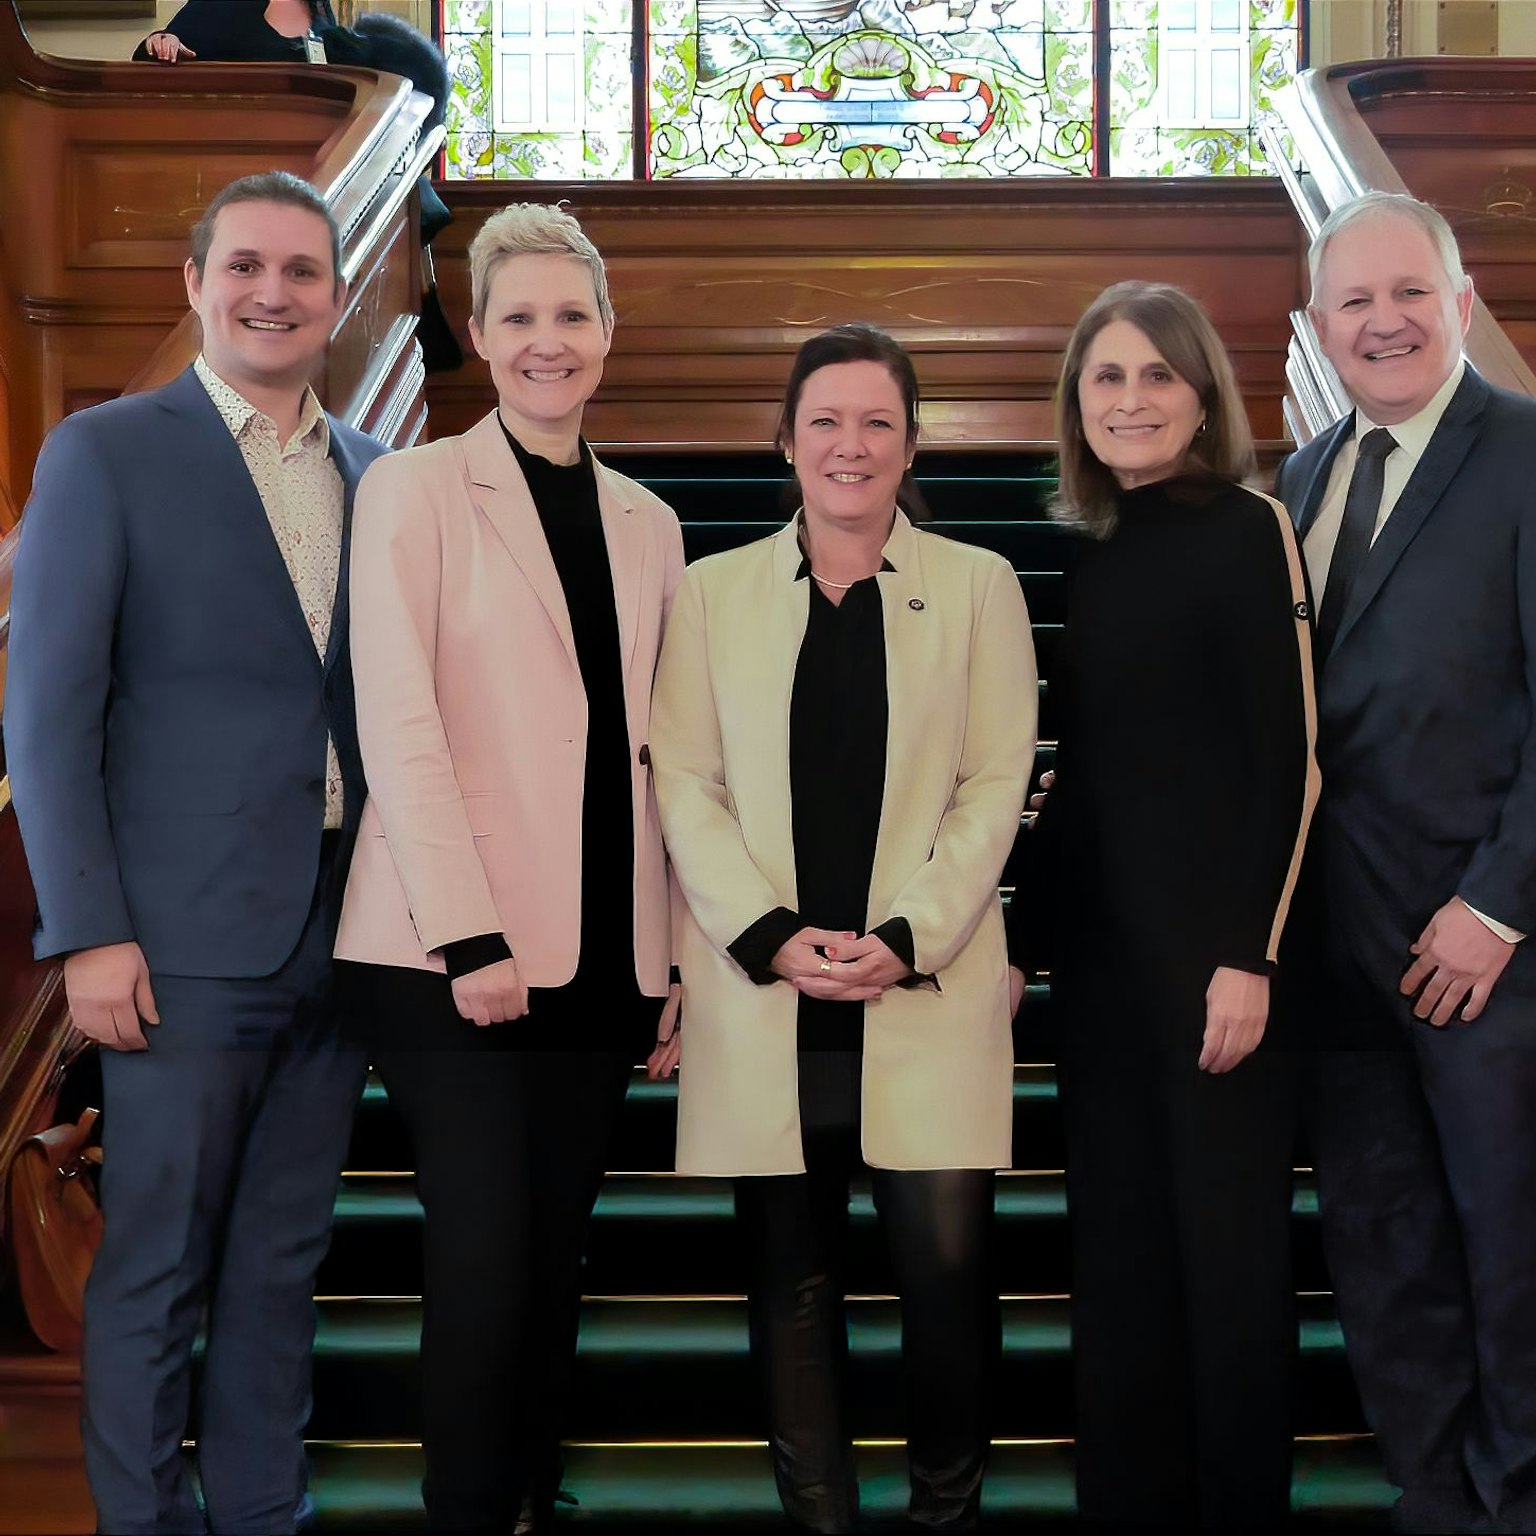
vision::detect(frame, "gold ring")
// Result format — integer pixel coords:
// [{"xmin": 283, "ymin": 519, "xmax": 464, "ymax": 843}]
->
[{"xmin": 819, "ymin": 959, "xmax": 832, "ymax": 973}]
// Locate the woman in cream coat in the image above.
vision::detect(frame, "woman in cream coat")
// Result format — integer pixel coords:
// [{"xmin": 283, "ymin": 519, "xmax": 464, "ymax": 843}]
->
[
  {"xmin": 336, "ymin": 204, "xmax": 682, "ymax": 1533},
  {"xmin": 651, "ymin": 324, "xmax": 1037, "ymax": 1534}
]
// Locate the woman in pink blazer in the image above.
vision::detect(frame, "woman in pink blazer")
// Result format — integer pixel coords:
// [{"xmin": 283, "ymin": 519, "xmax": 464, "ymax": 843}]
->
[{"xmin": 335, "ymin": 204, "xmax": 683, "ymax": 1533}]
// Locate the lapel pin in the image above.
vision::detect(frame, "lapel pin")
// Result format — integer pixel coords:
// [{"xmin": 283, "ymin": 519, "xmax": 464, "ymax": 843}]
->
[{"xmin": 909, "ymin": 598, "xmax": 925, "ymax": 611}]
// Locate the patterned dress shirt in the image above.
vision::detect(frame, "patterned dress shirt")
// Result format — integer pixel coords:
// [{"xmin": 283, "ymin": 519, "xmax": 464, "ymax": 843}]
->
[{"xmin": 195, "ymin": 355, "xmax": 345, "ymax": 829}]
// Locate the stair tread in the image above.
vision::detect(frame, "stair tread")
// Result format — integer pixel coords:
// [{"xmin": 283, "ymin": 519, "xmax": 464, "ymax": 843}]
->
[
  {"xmin": 304, "ymin": 1437, "xmax": 1392, "ymax": 1529},
  {"xmin": 311, "ymin": 1294, "xmax": 1345, "ymax": 1357}
]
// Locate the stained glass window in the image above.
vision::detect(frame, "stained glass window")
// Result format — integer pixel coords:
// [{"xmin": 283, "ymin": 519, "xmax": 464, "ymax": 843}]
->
[{"xmin": 437, "ymin": 0, "xmax": 1302, "ymax": 180}]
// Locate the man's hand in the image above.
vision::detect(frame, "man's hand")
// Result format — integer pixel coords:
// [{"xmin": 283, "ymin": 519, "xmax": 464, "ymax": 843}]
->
[
  {"xmin": 1198, "ymin": 966, "xmax": 1269, "ymax": 1073},
  {"xmin": 143, "ymin": 30, "xmax": 196, "ymax": 62},
  {"xmin": 646, "ymin": 982, "xmax": 683, "ymax": 1080},
  {"xmin": 64, "ymin": 942, "xmax": 158, "ymax": 1051},
  {"xmin": 450, "ymin": 956, "xmax": 528, "ymax": 1027},
  {"xmin": 795, "ymin": 932, "xmax": 913, "ymax": 1000},
  {"xmin": 1009, "ymin": 965, "xmax": 1027, "ymax": 1019},
  {"xmin": 1401, "ymin": 896, "xmax": 1516, "ymax": 1026}
]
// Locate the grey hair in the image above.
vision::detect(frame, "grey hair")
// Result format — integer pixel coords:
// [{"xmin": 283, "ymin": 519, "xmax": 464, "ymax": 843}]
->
[
  {"xmin": 1308, "ymin": 191, "xmax": 1468, "ymax": 301},
  {"xmin": 467, "ymin": 202, "xmax": 613, "ymax": 330}
]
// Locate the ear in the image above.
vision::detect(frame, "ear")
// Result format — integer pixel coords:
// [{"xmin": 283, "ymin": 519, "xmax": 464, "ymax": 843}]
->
[
  {"xmin": 467, "ymin": 314, "xmax": 491, "ymax": 364},
  {"xmin": 184, "ymin": 256, "xmax": 203, "ymax": 312},
  {"xmin": 1455, "ymin": 275, "xmax": 1475, "ymax": 338}
]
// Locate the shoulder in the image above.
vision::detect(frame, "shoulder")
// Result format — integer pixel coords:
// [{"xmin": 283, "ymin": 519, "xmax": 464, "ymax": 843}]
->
[
  {"xmin": 595, "ymin": 460, "xmax": 683, "ymax": 534},
  {"xmin": 680, "ymin": 528, "xmax": 783, "ymax": 594},
  {"xmin": 910, "ymin": 525, "xmax": 1015, "ymax": 585},
  {"xmin": 357, "ymin": 433, "xmax": 462, "ymax": 494},
  {"xmin": 329, "ymin": 417, "xmax": 390, "ymax": 472},
  {"xmin": 1195, "ymin": 480, "xmax": 1298, "ymax": 555}
]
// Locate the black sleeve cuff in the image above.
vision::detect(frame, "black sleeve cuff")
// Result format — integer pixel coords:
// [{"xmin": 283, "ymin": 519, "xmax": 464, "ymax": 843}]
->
[
  {"xmin": 871, "ymin": 915, "xmax": 935, "ymax": 989},
  {"xmin": 440, "ymin": 932, "xmax": 513, "ymax": 981},
  {"xmin": 728, "ymin": 907, "xmax": 802, "ymax": 985}
]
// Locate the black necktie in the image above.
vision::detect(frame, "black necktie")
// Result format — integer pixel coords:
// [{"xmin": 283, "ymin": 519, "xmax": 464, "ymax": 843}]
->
[{"xmin": 1315, "ymin": 427, "xmax": 1396, "ymax": 663}]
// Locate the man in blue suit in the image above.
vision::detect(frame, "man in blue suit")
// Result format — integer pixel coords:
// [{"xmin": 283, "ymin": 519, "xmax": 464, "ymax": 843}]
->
[
  {"xmin": 6, "ymin": 170, "xmax": 386, "ymax": 1534},
  {"xmin": 1276, "ymin": 191, "xmax": 1536, "ymax": 1535}
]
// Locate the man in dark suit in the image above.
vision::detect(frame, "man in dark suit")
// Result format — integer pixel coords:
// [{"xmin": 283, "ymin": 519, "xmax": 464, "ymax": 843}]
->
[
  {"xmin": 6, "ymin": 170, "xmax": 386, "ymax": 1534},
  {"xmin": 1275, "ymin": 190, "xmax": 1536, "ymax": 1535}
]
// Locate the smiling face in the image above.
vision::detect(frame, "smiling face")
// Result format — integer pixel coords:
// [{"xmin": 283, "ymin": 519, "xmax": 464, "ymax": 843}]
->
[
  {"xmin": 1076, "ymin": 318, "xmax": 1205, "ymax": 490},
  {"xmin": 184, "ymin": 198, "xmax": 345, "ymax": 400},
  {"xmin": 1309, "ymin": 213, "xmax": 1473, "ymax": 426},
  {"xmin": 468, "ymin": 253, "xmax": 611, "ymax": 442},
  {"xmin": 786, "ymin": 359, "xmax": 913, "ymax": 534}
]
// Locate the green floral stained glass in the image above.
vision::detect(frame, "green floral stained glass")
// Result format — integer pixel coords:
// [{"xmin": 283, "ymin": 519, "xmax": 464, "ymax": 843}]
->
[{"xmin": 437, "ymin": 1, "xmax": 1301, "ymax": 179}]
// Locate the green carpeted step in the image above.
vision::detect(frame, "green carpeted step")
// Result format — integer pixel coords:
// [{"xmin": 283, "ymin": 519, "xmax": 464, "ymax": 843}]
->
[
  {"xmin": 345, "ymin": 1057, "xmax": 1064, "ymax": 1179},
  {"xmin": 304, "ymin": 1436, "xmax": 1392, "ymax": 1531},
  {"xmin": 305, "ymin": 1294, "xmax": 1362, "ymax": 1444},
  {"xmin": 318, "ymin": 1170, "xmax": 1332, "ymax": 1302}
]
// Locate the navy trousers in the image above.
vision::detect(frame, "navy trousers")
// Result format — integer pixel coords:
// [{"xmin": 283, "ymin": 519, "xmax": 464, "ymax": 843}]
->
[
  {"xmin": 1308, "ymin": 936, "xmax": 1536, "ymax": 1534},
  {"xmin": 82, "ymin": 847, "xmax": 365, "ymax": 1535}
]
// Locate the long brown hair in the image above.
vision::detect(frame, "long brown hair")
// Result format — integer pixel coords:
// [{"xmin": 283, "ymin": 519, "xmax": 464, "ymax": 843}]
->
[{"xmin": 1053, "ymin": 282, "xmax": 1255, "ymax": 539}]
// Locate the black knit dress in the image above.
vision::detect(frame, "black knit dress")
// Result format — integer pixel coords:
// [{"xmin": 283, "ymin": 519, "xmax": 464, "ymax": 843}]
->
[{"xmin": 1020, "ymin": 471, "xmax": 1316, "ymax": 1530}]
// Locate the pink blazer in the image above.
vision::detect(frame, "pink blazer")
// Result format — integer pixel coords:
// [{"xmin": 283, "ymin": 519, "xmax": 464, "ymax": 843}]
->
[{"xmin": 335, "ymin": 411, "xmax": 684, "ymax": 993}]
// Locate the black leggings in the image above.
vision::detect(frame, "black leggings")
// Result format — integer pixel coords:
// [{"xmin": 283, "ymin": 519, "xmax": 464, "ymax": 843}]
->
[
  {"xmin": 733, "ymin": 1050, "xmax": 999, "ymax": 1533},
  {"xmin": 347, "ymin": 963, "xmax": 635, "ymax": 1533}
]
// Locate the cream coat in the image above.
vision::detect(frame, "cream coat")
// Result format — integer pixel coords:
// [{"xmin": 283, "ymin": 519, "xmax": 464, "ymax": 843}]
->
[
  {"xmin": 336, "ymin": 412, "xmax": 684, "ymax": 993},
  {"xmin": 652, "ymin": 513, "xmax": 1038, "ymax": 1174}
]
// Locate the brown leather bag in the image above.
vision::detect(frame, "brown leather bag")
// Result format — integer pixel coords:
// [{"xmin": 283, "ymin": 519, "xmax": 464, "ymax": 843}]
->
[{"xmin": 6, "ymin": 1108, "xmax": 103, "ymax": 1354}]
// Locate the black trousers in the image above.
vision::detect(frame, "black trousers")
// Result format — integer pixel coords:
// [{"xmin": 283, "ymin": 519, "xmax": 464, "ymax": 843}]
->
[
  {"xmin": 1306, "ymin": 938, "xmax": 1536, "ymax": 1535},
  {"xmin": 734, "ymin": 1051, "xmax": 998, "ymax": 1534},
  {"xmin": 1057, "ymin": 1047, "xmax": 1297, "ymax": 1530},
  {"xmin": 347, "ymin": 964, "xmax": 635, "ymax": 1534}
]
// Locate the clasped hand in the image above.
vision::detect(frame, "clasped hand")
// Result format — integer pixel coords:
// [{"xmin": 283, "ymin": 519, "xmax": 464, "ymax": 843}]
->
[
  {"xmin": 771, "ymin": 926, "xmax": 911, "ymax": 1001},
  {"xmin": 1400, "ymin": 895, "xmax": 1515, "ymax": 1026}
]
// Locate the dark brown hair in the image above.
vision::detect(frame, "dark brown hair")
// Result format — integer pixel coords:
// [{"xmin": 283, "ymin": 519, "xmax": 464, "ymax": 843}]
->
[
  {"xmin": 1053, "ymin": 281, "xmax": 1255, "ymax": 538},
  {"xmin": 776, "ymin": 323, "xmax": 929, "ymax": 519},
  {"xmin": 189, "ymin": 171, "xmax": 342, "ymax": 295}
]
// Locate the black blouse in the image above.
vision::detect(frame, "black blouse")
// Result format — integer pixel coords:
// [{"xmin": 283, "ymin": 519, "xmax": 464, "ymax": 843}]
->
[{"xmin": 728, "ymin": 550, "xmax": 916, "ymax": 1053}]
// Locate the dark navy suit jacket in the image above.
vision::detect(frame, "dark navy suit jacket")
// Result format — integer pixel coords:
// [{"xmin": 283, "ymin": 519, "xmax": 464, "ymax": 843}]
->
[
  {"xmin": 6, "ymin": 366, "xmax": 387, "ymax": 977},
  {"xmin": 1274, "ymin": 367, "xmax": 1536, "ymax": 977}
]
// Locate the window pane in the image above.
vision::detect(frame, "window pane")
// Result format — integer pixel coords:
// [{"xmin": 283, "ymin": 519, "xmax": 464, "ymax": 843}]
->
[
  {"xmin": 438, "ymin": 0, "xmax": 1302, "ymax": 180},
  {"xmin": 648, "ymin": 0, "xmax": 1093, "ymax": 178}
]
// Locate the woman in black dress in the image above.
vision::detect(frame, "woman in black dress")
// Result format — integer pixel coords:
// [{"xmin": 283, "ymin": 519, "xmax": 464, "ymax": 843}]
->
[{"xmin": 1012, "ymin": 281, "xmax": 1318, "ymax": 1528}]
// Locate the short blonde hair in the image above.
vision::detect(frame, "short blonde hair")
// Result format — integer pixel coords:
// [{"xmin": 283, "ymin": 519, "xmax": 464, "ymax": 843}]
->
[
  {"xmin": 467, "ymin": 202, "xmax": 613, "ymax": 330},
  {"xmin": 1053, "ymin": 281, "xmax": 1255, "ymax": 539}
]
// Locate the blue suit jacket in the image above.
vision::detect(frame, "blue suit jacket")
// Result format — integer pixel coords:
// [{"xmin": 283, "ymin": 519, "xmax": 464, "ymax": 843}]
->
[
  {"xmin": 1274, "ymin": 367, "xmax": 1536, "ymax": 961},
  {"xmin": 6, "ymin": 367, "xmax": 387, "ymax": 976}
]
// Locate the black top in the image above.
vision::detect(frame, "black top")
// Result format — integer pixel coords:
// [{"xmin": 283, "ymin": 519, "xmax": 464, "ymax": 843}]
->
[
  {"xmin": 440, "ymin": 424, "xmax": 651, "ymax": 1053},
  {"xmin": 728, "ymin": 551, "xmax": 915, "ymax": 1053},
  {"xmin": 135, "ymin": 0, "xmax": 334, "ymax": 62},
  {"xmin": 1013, "ymin": 475, "xmax": 1312, "ymax": 1051}
]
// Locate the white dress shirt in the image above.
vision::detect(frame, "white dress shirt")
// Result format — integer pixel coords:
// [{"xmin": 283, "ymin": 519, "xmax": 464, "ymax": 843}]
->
[{"xmin": 1303, "ymin": 358, "xmax": 1520, "ymax": 944}]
